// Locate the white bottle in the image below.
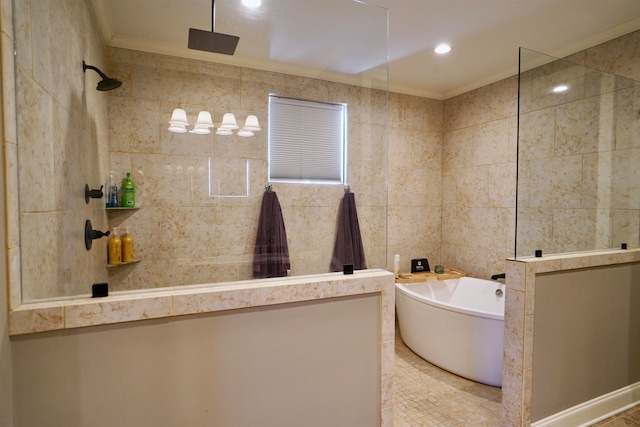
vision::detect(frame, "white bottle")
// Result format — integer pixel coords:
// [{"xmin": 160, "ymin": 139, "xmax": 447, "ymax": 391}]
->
[{"xmin": 394, "ymin": 254, "xmax": 400, "ymax": 279}]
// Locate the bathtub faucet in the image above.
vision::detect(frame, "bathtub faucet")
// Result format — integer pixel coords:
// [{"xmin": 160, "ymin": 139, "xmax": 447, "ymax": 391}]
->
[{"xmin": 490, "ymin": 273, "xmax": 505, "ymax": 281}]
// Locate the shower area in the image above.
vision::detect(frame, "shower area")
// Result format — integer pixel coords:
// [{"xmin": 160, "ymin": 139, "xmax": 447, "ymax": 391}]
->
[
  {"xmin": 516, "ymin": 47, "xmax": 640, "ymax": 258},
  {"xmin": 511, "ymin": 46, "xmax": 640, "ymax": 426},
  {"xmin": 11, "ymin": 0, "xmax": 390, "ymax": 304}
]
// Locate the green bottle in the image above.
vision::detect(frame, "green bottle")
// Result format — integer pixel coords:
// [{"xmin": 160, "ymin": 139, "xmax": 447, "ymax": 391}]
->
[{"xmin": 122, "ymin": 172, "xmax": 136, "ymax": 208}]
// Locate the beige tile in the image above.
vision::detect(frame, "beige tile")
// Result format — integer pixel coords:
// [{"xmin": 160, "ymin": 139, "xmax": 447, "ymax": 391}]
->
[
  {"xmin": 172, "ymin": 286, "xmax": 260, "ymax": 315},
  {"xmin": 130, "ymin": 51, "xmax": 190, "ymax": 103},
  {"xmin": 9, "ymin": 305, "xmax": 64, "ymax": 335},
  {"xmin": 528, "ymin": 155, "xmax": 583, "ymax": 209},
  {"xmin": 261, "ymin": 280, "xmax": 333, "ymax": 305},
  {"xmin": 518, "ymin": 107, "xmax": 555, "ymax": 161},
  {"xmin": 556, "ymin": 96, "xmax": 614, "ymax": 156},
  {"xmin": 8, "ymin": 248, "xmax": 21, "ymax": 310},
  {"xmin": 471, "ymin": 118, "xmax": 511, "ymax": 166},
  {"xmin": 16, "ymin": 70, "xmax": 57, "ymax": 213},
  {"xmin": 108, "ymin": 97, "xmax": 161, "ymax": 153},
  {"xmin": 381, "ymin": 340, "xmax": 395, "ymax": 409},
  {"xmin": 187, "ymin": 60, "xmax": 242, "ymax": 108},
  {"xmin": 1, "ymin": 0, "xmax": 14, "ymax": 40},
  {"xmin": 2, "ymin": 33, "xmax": 16, "ymax": 144},
  {"xmin": 586, "ymin": 31, "xmax": 640, "ymax": 81},
  {"xmin": 65, "ymin": 294, "xmax": 172, "ymax": 328},
  {"xmin": 4, "ymin": 143, "xmax": 19, "ymax": 248},
  {"xmin": 504, "ymin": 288, "xmax": 525, "ymax": 371},
  {"xmin": 394, "ymin": 325, "xmax": 501, "ymax": 427}
]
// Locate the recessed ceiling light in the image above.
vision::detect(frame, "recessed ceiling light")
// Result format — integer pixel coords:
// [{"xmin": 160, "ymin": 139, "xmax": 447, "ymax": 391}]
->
[
  {"xmin": 434, "ymin": 44, "xmax": 451, "ymax": 54},
  {"xmin": 553, "ymin": 85, "xmax": 569, "ymax": 93},
  {"xmin": 242, "ymin": 0, "xmax": 262, "ymax": 8}
]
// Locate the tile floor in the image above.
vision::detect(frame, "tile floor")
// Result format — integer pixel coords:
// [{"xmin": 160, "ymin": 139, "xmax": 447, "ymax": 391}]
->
[
  {"xmin": 393, "ymin": 324, "xmax": 639, "ymax": 427},
  {"xmin": 590, "ymin": 406, "xmax": 640, "ymax": 426},
  {"xmin": 393, "ymin": 326, "xmax": 502, "ymax": 427}
]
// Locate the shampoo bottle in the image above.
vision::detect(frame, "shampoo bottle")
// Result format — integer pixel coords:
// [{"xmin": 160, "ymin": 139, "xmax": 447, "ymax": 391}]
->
[
  {"xmin": 394, "ymin": 254, "xmax": 400, "ymax": 279},
  {"xmin": 121, "ymin": 227, "xmax": 134, "ymax": 262},
  {"xmin": 108, "ymin": 228, "xmax": 122, "ymax": 265},
  {"xmin": 106, "ymin": 172, "xmax": 118, "ymax": 208},
  {"xmin": 122, "ymin": 172, "xmax": 136, "ymax": 208}
]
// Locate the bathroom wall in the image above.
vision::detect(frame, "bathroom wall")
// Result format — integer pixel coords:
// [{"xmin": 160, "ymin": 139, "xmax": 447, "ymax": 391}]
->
[
  {"xmin": 387, "ymin": 93, "xmax": 444, "ymax": 272},
  {"xmin": 531, "ymin": 263, "xmax": 640, "ymax": 421},
  {"xmin": 1, "ymin": 0, "xmax": 14, "ymax": 424},
  {"xmin": 441, "ymin": 29, "xmax": 640, "ymax": 279},
  {"xmin": 5, "ymin": 0, "xmax": 444, "ymax": 307},
  {"xmin": 517, "ymin": 42, "xmax": 640, "ymax": 257},
  {"xmin": 13, "ymin": 0, "xmax": 110, "ymax": 301},
  {"xmin": 103, "ymin": 48, "xmax": 392, "ymax": 292},
  {"xmin": 441, "ymin": 77, "xmax": 518, "ymax": 279},
  {"xmin": 10, "ymin": 0, "xmax": 640, "ymax": 300},
  {"xmin": 11, "ymin": 294, "xmax": 382, "ymax": 426},
  {"xmin": 100, "ymin": 50, "xmax": 444, "ymax": 293}
]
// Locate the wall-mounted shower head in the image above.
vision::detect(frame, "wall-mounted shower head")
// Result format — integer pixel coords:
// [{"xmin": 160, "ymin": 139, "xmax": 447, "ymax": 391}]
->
[{"xmin": 82, "ymin": 61, "xmax": 122, "ymax": 91}]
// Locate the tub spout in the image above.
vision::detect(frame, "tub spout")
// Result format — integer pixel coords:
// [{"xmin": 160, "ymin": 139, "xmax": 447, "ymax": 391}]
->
[{"xmin": 491, "ymin": 273, "xmax": 505, "ymax": 281}]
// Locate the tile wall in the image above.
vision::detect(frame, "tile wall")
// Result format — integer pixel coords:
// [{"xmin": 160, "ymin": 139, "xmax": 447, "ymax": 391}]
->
[
  {"xmin": 441, "ymin": 30, "xmax": 640, "ymax": 280},
  {"xmin": 13, "ymin": 0, "xmax": 110, "ymax": 301},
  {"xmin": 10, "ymin": 0, "xmax": 444, "ymax": 301},
  {"xmin": 104, "ymin": 48, "xmax": 394, "ymax": 292},
  {"xmin": 9, "ymin": 0, "xmax": 640, "ymax": 303},
  {"xmin": 517, "ymin": 48, "xmax": 640, "ymax": 257},
  {"xmin": 441, "ymin": 77, "xmax": 519, "ymax": 280}
]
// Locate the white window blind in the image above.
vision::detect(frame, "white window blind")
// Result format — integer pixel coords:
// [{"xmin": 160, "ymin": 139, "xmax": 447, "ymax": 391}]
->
[{"xmin": 268, "ymin": 95, "xmax": 347, "ymax": 183}]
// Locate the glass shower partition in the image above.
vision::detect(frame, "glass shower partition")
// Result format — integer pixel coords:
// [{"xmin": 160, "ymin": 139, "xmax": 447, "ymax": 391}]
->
[
  {"xmin": 516, "ymin": 48, "xmax": 640, "ymax": 258},
  {"xmin": 12, "ymin": 0, "xmax": 389, "ymax": 302}
]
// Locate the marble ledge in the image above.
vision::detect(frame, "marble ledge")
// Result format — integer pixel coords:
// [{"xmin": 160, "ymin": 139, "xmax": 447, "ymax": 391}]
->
[
  {"xmin": 9, "ymin": 269, "xmax": 395, "ymax": 336},
  {"xmin": 507, "ymin": 248, "xmax": 640, "ymax": 275}
]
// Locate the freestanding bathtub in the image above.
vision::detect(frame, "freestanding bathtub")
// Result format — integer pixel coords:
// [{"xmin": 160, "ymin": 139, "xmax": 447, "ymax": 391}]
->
[{"xmin": 395, "ymin": 276, "xmax": 505, "ymax": 387}]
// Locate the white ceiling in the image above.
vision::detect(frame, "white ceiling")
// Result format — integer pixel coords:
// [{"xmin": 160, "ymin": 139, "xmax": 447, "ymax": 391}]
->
[{"xmin": 92, "ymin": 0, "xmax": 640, "ymax": 100}]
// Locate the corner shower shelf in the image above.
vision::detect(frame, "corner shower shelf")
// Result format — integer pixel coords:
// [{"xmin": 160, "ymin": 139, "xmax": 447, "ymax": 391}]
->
[
  {"xmin": 105, "ymin": 207, "xmax": 140, "ymax": 269},
  {"xmin": 106, "ymin": 260, "xmax": 140, "ymax": 269}
]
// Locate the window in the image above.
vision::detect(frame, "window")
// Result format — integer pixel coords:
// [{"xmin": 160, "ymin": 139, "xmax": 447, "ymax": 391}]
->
[{"xmin": 268, "ymin": 95, "xmax": 347, "ymax": 184}]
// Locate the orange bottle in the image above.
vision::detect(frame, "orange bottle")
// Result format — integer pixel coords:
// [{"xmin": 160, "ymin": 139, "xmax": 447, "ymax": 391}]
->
[
  {"xmin": 121, "ymin": 227, "xmax": 134, "ymax": 262},
  {"xmin": 108, "ymin": 228, "xmax": 122, "ymax": 265}
]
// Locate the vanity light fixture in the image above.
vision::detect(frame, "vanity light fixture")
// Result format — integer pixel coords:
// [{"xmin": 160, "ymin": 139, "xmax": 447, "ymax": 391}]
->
[
  {"xmin": 168, "ymin": 109, "xmax": 260, "ymax": 137},
  {"xmin": 216, "ymin": 113, "xmax": 261, "ymax": 137},
  {"xmin": 434, "ymin": 43, "xmax": 452, "ymax": 54}
]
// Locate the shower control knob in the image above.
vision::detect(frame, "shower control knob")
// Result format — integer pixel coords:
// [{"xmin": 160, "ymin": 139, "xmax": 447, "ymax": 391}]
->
[
  {"xmin": 85, "ymin": 184, "xmax": 104, "ymax": 204},
  {"xmin": 84, "ymin": 219, "xmax": 110, "ymax": 250}
]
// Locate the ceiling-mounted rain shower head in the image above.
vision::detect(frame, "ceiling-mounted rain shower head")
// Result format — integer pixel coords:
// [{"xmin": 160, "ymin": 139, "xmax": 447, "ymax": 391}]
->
[
  {"xmin": 82, "ymin": 61, "xmax": 122, "ymax": 91},
  {"xmin": 188, "ymin": 0, "xmax": 240, "ymax": 55},
  {"xmin": 188, "ymin": 29, "xmax": 239, "ymax": 55}
]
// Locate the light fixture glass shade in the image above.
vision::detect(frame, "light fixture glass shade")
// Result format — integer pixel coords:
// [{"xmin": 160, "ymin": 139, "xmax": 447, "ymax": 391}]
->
[
  {"xmin": 189, "ymin": 124, "xmax": 211, "ymax": 135},
  {"xmin": 215, "ymin": 128, "xmax": 233, "ymax": 136},
  {"xmin": 168, "ymin": 124, "xmax": 188, "ymax": 133},
  {"xmin": 169, "ymin": 108, "xmax": 189, "ymax": 125},
  {"xmin": 242, "ymin": 114, "xmax": 261, "ymax": 131},
  {"xmin": 220, "ymin": 113, "xmax": 239, "ymax": 130},
  {"xmin": 194, "ymin": 111, "xmax": 214, "ymax": 128},
  {"xmin": 237, "ymin": 129, "xmax": 254, "ymax": 137}
]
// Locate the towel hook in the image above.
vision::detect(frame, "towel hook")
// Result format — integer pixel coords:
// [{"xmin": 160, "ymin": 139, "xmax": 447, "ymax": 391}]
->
[
  {"xmin": 344, "ymin": 185, "xmax": 350, "ymax": 194},
  {"xmin": 265, "ymin": 183, "xmax": 272, "ymax": 191}
]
